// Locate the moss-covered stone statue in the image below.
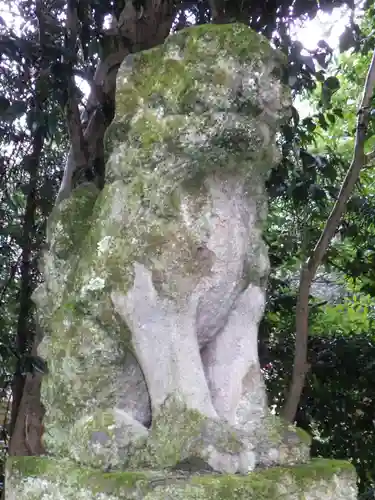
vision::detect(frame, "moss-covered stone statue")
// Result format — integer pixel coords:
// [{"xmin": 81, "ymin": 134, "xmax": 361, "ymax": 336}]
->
[{"xmin": 5, "ymin": 23, "xmax": 357, "ymax": 500}]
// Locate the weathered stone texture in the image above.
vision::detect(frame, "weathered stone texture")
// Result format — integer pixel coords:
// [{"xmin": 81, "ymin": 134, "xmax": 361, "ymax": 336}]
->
[
  {"xmin": 28, "ymin": 23, "xmax": 297, "ymax": 474},
  {"xmin": 5, "ymin": 22, "xmax": 357, "ymax": 500}
]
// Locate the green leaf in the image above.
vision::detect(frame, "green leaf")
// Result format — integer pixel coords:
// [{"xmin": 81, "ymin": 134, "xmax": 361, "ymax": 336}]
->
[
  {"xmin": 324, "ymin": 76, "xmax": 340, "ymax": 92},
  {"xmin": 339, "ymin": 26, "xmax": 356, "ymax": 53},
  {"xmin": 0, "ymin": 100, "xmax": 27, "ymax": 122},
  {"xmin": 318, "ymin": 113, "xmax": 328, "ymax": 129},
  {"xmin": 332, "ymin": 107, "xmax": 344, "ymax": 118},
  {"xmin": 291, "ymin": 106, "xmax": 300, "ymax": 128},
  {"xmin": 0, "ymin": 96, "xmax": 10, "ymax": 113},
  {"xmin": 309, "ymin": 184, "xmax": 327, "ymax": 202},
  {"xmin": 321, "ymin": 77, "xmax": 340, "ymax": 109}
]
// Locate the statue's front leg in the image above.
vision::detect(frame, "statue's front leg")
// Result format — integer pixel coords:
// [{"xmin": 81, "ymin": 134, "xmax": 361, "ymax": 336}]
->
[
  {"xmin": 111, "ymin": 262, "xmax": 218, "ymax": 420},
  {"xmin": 201, "ymin": 283, "xmax": 267, "ymax": 425}
]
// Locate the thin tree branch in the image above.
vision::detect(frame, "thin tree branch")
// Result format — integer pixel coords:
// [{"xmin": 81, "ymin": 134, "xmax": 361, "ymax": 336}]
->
[
  {"xmin": 63, "ymin": 0, "xmax": 89, "ymax": 182},
  {"xmin": 281, "ymin": 48, "xmax": 375, "ymax": 423},
  {"xmin": 0, "ymin": 258, "xmax": 21, "ymax": 306}
]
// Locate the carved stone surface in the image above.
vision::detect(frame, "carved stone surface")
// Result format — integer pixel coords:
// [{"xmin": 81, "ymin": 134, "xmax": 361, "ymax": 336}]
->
[{"xmin": 31, "ymin": 22, "xmax": 306, "ymax": 475}]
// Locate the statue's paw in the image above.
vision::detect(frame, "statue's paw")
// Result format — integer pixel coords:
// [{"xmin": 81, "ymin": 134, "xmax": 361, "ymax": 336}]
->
[
  {"xmin": 68, "ymin": 408, "xmax": 148, "ymax": 470},
  {"xmin": 126, "ymin": 396, "xmax": 256, "ymax": 474},
  {"xmin": 253, "ymin": 415, "xmax": 311, "ymax": 468},
  {"xmin": 197, "ymin": 419, "xmax": 256, "ymax": 474}
]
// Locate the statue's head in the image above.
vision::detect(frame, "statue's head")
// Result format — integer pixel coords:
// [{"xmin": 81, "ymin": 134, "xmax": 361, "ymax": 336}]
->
[{"xmin": 105, "ymin": 23, "xmax": 291, "ymax": 191}]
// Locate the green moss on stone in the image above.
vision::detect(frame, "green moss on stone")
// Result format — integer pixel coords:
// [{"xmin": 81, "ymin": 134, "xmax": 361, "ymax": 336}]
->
[
  {"xmin": 126, "ymin": 397, "xmax": 247, "ymax": 470},
  {"xmin": 261, "ymin": 414, "xmax": 311, "ymax": 445},
  {"xmin": 127, "ymin": 400, "xmax": 207, "ymax": 469},
  {"xmin": 285, "ymin": 458, "xmax": 355, "ymax": 487},
  {"xmin": 7, "ymin": 456, "xmax": 154, "ymax": 498},
  {"xmin": 47, "ymin": 184, "xmax": 99, "ymax": 259},
  {"xmin": 5, "ymin": 457, "xmax": 357, "ymax": 500},
  {"xmin": 189, "ymin": 459, "xmax": 356, "ymax": 499},
  {"xmin": 295, "ymin": 426, "xmax": 313, "ymax": 446},
  {"xmin": 107, "ymin": 22, "xmax": 289, "ymax": 187},
  {"xmin": 124, "ymin": 23, "xmax": 285, "ymax": 107}
]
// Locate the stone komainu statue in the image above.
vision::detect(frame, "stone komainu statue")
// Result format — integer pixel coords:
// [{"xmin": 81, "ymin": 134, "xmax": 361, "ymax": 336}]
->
[{"xmin": 5, "ymin": 23, "xmax": 357, "ymax": 500}]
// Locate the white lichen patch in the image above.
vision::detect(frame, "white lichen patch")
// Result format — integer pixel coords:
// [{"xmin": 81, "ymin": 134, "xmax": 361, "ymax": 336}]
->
[
  {"xmin": 81, "ymin": 275, "xmax": 106, "ymax": 297},
  {"xmin": 97, "ymin": 236, "xmax": 113, "ymax": 255},
  {"xmin": 153, "ymin": 105, "xmax": 165, "ymax": 119},
  {"xmin": 17, "ymin": 476, "xmax": 119, "ymax": 500},
  {"xmin": 181, "ymin": 127, "xmax": 210, "ymax": 147},
  {"xmin": 54, "ymin": 221, "xmax": 65, "ymax": 235},
  {"xmin": 62, "ymin": 318, "xmax": 72, "ymax": 329},
  {"xmin": 164, "ymin": 44, "xmax": 184, "ymax": 60}
]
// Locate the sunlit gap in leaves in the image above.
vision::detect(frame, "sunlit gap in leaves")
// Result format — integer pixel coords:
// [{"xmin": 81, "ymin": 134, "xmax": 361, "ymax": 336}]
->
[
  {"xmin": 0, "ymin": 0, "xmax": 93, "ymax": 108},
  {"xmin": 292, "ymin": 3, "xmax": 364, "ymax": 51},
  {"xmin": 291, "ymin": 1, "xmax": 365, "ymax": 118}
]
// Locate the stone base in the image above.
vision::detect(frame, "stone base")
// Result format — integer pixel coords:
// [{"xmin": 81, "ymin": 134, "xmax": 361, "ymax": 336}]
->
[{"xmin": 5, "ymin": 456, "xmax": 357, "ymax": 499}]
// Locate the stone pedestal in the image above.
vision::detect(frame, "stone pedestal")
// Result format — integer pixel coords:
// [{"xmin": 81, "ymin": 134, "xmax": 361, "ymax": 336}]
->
[{"xmin": 6, "ymin": 457, "xmax": 357, "ymax": 500}]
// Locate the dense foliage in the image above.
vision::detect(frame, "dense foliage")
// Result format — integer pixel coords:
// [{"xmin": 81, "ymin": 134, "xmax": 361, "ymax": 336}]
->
[
  {"xmin": 0, "ymin": 0, "xmax": 375, "ymax": 496},
  {"xmin": 261, "ymin": 6, "xmax": 375, "ymax": 495}
]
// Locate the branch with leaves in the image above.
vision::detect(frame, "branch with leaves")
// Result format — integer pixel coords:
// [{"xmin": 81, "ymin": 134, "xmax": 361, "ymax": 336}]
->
[{"xmin": 281, "ymin": 48, "xmax": 375, "ymax": 423}]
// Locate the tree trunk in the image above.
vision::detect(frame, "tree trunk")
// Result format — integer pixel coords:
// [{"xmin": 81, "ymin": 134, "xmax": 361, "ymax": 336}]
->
[
  {"xmin": 8, "ymin": 350, "xmax": 45, "ymax": 456},
  {"xmin": 8, "ymin": 128, "xmax": 44, "ymax": 455}
]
